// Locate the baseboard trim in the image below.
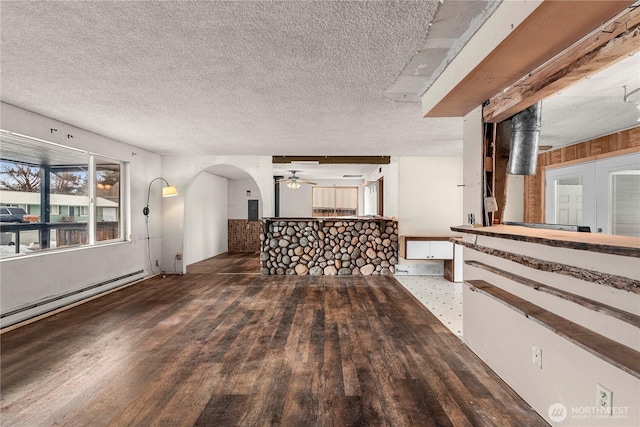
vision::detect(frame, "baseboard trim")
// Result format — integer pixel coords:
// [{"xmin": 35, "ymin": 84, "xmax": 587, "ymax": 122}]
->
[{"xmin": 1, "ymin": 270, "xmax": 146, "ymax": 332}]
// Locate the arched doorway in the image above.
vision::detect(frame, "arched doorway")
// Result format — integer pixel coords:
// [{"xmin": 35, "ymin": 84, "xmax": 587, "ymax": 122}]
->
[{"xmin": 183, "ymin": 164, "xmax": 264, "ymax": 268}]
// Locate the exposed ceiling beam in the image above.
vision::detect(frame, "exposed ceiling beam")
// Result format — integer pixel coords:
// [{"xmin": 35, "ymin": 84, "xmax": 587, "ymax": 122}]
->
[
  {"xmin": 483, "ymin": 6, "xmax": 640, "ymax": 123},
  {"xmin": 422, "ymin": 0, "xmax": 634, "ymax": 118},
  {"xmin": 272, "ymin": 156, "xmax": 390, "ymax": 165}
]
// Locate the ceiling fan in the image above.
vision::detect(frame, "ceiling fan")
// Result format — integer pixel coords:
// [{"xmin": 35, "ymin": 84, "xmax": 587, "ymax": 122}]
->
[{"xmin": 277, "ymin": 170, "xmax": 317, "ymax": 189}]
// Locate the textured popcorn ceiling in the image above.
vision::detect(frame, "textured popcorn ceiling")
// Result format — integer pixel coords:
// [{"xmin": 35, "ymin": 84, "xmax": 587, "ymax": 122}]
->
[
  {"xmin": 0, "ymin": 0, "xmax": 469, "ymax": 158},
  {"xmin": 3, "ymin": 1, "xmax": 632, "ymax": 175}
]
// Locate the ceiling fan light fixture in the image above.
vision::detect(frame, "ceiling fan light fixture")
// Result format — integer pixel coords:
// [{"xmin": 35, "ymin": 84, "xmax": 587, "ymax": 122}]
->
[{"xmin": 279, "ymin": 170, "xmax": 316, "ymax": 189}]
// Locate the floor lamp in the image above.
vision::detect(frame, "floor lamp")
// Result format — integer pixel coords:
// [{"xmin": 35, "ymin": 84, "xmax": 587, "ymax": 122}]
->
[
  {"xmin": 143, "ymin": 177, "xmax": 178, "ymax": 216},
  {"xmin": 143, "ymin": 177, "xmax": 178, "ymax": 275}
]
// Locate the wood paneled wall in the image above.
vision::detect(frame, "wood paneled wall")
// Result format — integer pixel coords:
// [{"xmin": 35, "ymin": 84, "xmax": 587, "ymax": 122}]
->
[
  {"xmin": 228, "ymin": 219, "xmax": 261, "ymax": 252},
  {"xmin": 524, "ymin": 126, "xmax": 640, "ymax": 223}
]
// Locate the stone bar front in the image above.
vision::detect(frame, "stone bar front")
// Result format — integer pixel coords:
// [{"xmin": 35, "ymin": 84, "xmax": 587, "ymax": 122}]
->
[{"xmin": 260, "ymin": 217, "xmax": 398, "ymax": 275}]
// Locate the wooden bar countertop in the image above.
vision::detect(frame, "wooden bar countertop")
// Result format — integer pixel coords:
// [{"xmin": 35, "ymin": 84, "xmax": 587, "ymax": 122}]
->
[{"xmin": 450, "ymin": 225, "xmax": 640, "ymax": 258}]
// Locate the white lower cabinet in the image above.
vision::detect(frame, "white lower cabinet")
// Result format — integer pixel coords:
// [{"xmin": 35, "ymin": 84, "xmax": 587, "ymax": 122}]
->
[{"xmin": 405, "ymin": 240, "xmax": 453, "ymax": 260}]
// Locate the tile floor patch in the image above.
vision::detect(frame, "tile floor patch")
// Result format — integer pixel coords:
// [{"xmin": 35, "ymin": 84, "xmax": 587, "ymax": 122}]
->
[{"xmin": 395, "ymin": 275, "xmax": 463, "ymax": 338}]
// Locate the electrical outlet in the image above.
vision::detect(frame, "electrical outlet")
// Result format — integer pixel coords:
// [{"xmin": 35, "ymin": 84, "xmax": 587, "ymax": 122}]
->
[
  {"xmin": 176, "ymin": 253, "xmax": 182, "ymax": 260},
  {"xmin": 155, "ymin": 259, "xmax": 159, "ymax": 266},
  {"xmin": 468, "ymin": 213, "xmax": 475, "ymax": 225},
  {"xmin": 532, "ymin": 346, "xmax": 542, "ymax": 368},
  {"xmin": 596, "ymin": 384, "xmax": 612, "ymax": 415}
]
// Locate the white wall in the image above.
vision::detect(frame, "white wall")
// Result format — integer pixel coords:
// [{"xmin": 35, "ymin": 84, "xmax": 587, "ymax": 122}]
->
[
  {"xmin": 279, "ymin": 183, "xmax": 312, "ymax": 217},
  {"xmin": 363, "ymin": 181, "xmax": 378, "ymax": 215},
  {"xmin": 504, "ymin": 174, "xmax": 525, "ymax": 222},
  {"xmin": 228, "ymin": 178, "xmax": 262, "ymax": 219},
  {"xmin": 398, "ymin": 156, "xmax": 463, "ymax": 236},
  {"xmin": 463, "ymin": 106, "xmax": 484, "ymax": 225},
  {"xmin": 383, "ymin": 159, "xmax": 399, "ymax": 218},
  {"xmin": 363, "ymin": 158, "xmax": 399, "ymax": 218},
  {"xmin": 0, "ymin": 103, "xmax": 159, "ymax": 327},
  {"xmin": 184, "ymin": 172, "xmax": 228, "ymax": 266}
]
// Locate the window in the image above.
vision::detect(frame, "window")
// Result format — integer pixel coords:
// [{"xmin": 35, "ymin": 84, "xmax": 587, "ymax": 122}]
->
[
  {"xmin": 51, "ymin": 165, "xmax": 88, "ymax": 237},
  {"xmin": 312, "ymin": 186, "xmax": 358, "ymax": 217},
  {"xmin": 95, "ymin": 158, "xmax": 121, "ymax": 242},
  {"xmin": 73, "ymin": 206, "xmax": 89, "ymax": 217},
  {"xmin": 0, "ymin": 130, "xmax": 127, "ymax": 258},
  {"xmin": 610, "ymin": 170, "xmax": 640, "ymax": 237}
]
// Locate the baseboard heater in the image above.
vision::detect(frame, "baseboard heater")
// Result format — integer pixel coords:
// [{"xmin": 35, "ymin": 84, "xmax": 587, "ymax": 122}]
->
[{"xmin": 1, "ymin": 270, "xmax": 145, "ymax": 326}]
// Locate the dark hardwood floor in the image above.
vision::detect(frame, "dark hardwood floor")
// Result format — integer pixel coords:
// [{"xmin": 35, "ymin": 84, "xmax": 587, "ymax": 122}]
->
[{"xmin": 1, "ymin": 252, "xmax": 547, "ymax": 426}]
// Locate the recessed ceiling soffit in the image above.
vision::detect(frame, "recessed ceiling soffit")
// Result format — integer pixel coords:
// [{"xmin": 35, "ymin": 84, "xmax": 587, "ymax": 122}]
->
[{"xmin": 384, "ymin": 0, "xmax": 501, "ymax": 103}]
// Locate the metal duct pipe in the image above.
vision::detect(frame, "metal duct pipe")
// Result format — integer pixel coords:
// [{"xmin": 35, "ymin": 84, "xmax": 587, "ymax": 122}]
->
[{"xmin": 507, "ymin": 101, "xmax": 542, "ymax": 175}]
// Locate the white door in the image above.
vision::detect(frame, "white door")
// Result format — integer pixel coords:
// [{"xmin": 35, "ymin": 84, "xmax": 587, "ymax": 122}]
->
[
  {"xmin": 595, "ymin": 153, "xmax": 640, "ymax": 236},
  {"xmin": 546, "ymin": 162, "xmax": 596, "ymax": 231}
]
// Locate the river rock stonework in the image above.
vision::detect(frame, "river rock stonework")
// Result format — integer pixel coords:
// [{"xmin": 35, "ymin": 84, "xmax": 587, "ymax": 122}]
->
[{"xmin": 260, "ymin": 219, "xmax": 398, "ymax": 276}]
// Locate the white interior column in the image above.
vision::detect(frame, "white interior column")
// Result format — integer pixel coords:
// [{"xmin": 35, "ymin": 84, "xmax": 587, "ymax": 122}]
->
[{"xmin": 462, "ymin": 105, "xmax": 483, "ymax": 225}]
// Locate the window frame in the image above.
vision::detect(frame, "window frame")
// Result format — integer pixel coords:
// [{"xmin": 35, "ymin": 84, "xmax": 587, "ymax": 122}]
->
[
  {"xmin": 94, "ymin": 157, "xmax": 124, "ymax": 243},
  {"xmin": 0, "ymin": 130, "xmax": 128, "ymax": 258}
]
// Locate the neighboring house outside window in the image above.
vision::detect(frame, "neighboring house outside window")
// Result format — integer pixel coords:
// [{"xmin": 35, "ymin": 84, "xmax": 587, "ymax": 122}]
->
[{"xmin": 0, "ymin": 193, "xmax": 118, "ymax": 223}]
